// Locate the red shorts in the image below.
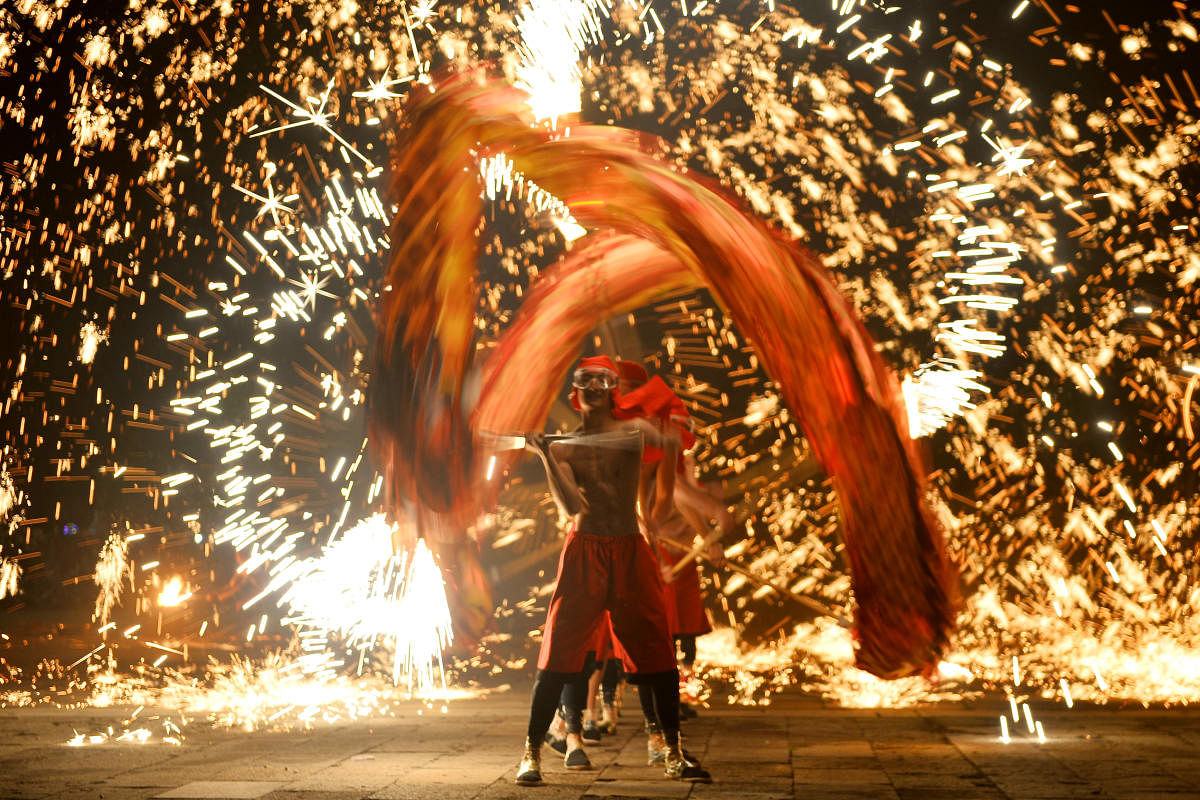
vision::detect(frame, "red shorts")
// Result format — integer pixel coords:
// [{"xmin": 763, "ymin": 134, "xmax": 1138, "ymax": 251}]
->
[
  {"xmin": 585, "ymin": 614, "xmax": 615, "ymax": 662},
  {"xmin": 658, "ymin": 543, "xmax": 712, "ymax": 637},
  {"xmin": 538, "ymin": 530, "xmax": 676, "ymax": 675}
]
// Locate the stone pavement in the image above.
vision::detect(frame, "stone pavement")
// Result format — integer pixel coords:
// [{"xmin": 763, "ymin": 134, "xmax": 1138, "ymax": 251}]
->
[{"xmin": 1, "ymin": 683, "xmax": 1199, "ymax": 800}]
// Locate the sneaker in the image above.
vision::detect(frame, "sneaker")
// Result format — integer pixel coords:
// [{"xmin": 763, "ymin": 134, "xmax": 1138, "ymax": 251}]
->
[
  {"xmin": 582, "ymin": 721, "xmax": 602, "ymax": 744},
  {"xmin": 665, "ymin": 752, "xmax": 711, "ymax": 783},
  {"xmin": 515, "ymin": 739, "xmax": 544, "ymax": 786},
  {"xmin": 544, "ymin": 730, "xmax": 567, "ymax": 755},
  {"xmin": 597, "ymin": 703, "xmax": 617, "ymax": 735},
  {"xmin": 664, "ymin": 732, "xmax": 711, "ymax": 783},
  {"xmin": 564, "ymin": 747, "xmax": 592, "ymax": 770},
  {"xmin": 646, "ymin": 731, "xmax": 668, "ymax": 765}
]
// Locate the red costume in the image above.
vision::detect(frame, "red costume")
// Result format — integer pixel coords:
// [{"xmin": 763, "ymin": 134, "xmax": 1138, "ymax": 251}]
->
[
  {"xmin": 657, "ymin": 541, "xmax": 712, "ymax": 637},
  {"xmin": 538, "ymin": 527, "xmax": 676, "ymax": 675}
]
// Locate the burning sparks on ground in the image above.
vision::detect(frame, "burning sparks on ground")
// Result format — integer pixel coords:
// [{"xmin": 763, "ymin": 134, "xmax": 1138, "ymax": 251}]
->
[
  {"xmin": 279, "ymin": 516, "xmax": 454, "ymax": 694},
  {"xmin": 93, "ymin": 533, "xmax": 131, "ymax": 625},
  {"xmin": 60, "ymin": 650, "xmax": 485, "ymax": 746}
]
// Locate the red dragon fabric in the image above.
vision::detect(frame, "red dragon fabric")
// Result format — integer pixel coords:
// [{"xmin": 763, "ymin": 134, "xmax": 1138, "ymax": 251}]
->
[{"xmin": 369, "ymin": 70, "xmax": 958, "ymax": 679}]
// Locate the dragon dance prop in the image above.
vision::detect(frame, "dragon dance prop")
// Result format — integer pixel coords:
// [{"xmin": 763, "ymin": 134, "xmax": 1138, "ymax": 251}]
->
[{"xmin": 369, "ymin": 70, "xmax": 958, "ymax": 678}]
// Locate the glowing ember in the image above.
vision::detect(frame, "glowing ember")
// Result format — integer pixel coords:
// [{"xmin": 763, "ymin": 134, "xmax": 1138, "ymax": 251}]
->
[
  {"xmin": 0, "ymin": 557, "xmax": 19, "ymax": 600},
  {"xmin": 77, "ymin": 320, "xmax": 107, "ymax": 365},
  {"xmin": 93, "ymin": 533, "xmax": 131, "ymax": 625},
  {"xmin": 279, "ymin": 515, "xmax": 454, "ymax": 694},
  {"xmin": 156, "ymin": 576, "xmax": 192, "ymax": 608}
]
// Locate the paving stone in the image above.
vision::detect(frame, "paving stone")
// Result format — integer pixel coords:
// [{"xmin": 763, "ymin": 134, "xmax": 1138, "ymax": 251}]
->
[
  {"xmin": 596, "ymin": 762, "xmax": 669, "ymax": 781},
  {"xmin": 799, "ymin": 791, "xmax": 899, "ymax": 800},
  {"xmin": 792, "ymin": 768, "xmax": 892, "ymax": 786},
  {"xmin": 282, "ymin": 751, "xmax": 445, "ymax": 792},
  {"xmin": 54, "ymin": 786, "xmax": 173, "ymax": 800},
  {"xmin": 5, "ymin": 683, "xmax": 1200, "ymax": 799},
  {"xmin": 699, "ymin": 766, "xmax": 792, "ymax": 790},
  {"xmin": 877, "ymin": 756, "xmax": 981, "ymax": 775},
  {"xmin": 112, "ymin": 765, "xmax": 308, "ymax": 789},
  {"xmin": 1053, "ymin": 760, "xmax": 1172, "ymax": 780},
  {"xmin": 154, "ymin": 782, "xmax": 285, "ymax": 799},
  {"xmin": 894, "ymin": 790, "xmax": 1006, "ymax": 800},
  {"xmin": 583, "ymin": 778, "xmax": 691, "ymax": 797},
  {"xmin": 1156, "ymin": 757, "xmax": 1200, "ymax": 787},
  {"xmin": 5, "ymin": 785, "xmax": 73, "ymax": 800},
  {"xmin": 790, "ymin": 741, "xmax": 875, "ymax": 759},
  {"xmin": 887, "ymin": 772, "xmax": 999, "ymax": 791},
  {"xmin": 475, "ymin": 779, "xmax": 588, "ymax": 800},
  {"xmin": 988, "ymin": 783, "xmax": 1109, "ymax": 798},
  {"xmin": 704, "ymin": 760, "xmax": 790, "ymax": 776},
  {"xmin": 1089, "ymin": 774, "xmax": 1198, "ymax": 793},
  {"xmin": 703, "ymin": 746, "xmax": 789, "ymax": 763},
  {"xmin": 689, "ymin": 789, "xmax": 793, "ymax": 800},
  {"xmin": 368, "ymin": 783, "xmax": 478, "ymax": 800}
]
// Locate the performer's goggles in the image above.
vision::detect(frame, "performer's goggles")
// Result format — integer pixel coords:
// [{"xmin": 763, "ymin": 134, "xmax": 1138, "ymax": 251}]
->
[{"xmin": 572, "ymin": 367, "xmax": 617, "ymax": 391}]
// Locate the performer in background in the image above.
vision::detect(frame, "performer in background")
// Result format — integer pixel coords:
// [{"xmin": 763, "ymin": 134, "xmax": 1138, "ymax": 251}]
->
[
  {"xmin": 616, "ymin": 361, "xmax": 729, "ymax": 741},
  {"xmin": 516, "ymin": 356, "xmax": 710, "ymax": 786},
  {"xmin": 656, "ymin": 450, "xmax": 735, "ymax": 715}
]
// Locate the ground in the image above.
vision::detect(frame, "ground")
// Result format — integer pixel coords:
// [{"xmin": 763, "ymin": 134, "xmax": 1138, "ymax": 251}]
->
[{"xmin": 1, "ymin": 682, "xmax": 1198, "ymax": 800}]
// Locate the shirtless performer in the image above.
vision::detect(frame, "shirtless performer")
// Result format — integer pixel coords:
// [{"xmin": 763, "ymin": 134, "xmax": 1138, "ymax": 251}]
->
[{"xmin": 516, "ymin": 356, "xmax": 710, "ymax": 786}]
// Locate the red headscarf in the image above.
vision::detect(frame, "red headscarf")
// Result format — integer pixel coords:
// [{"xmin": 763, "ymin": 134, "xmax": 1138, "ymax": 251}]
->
[
  {"xmin": 578, "ymin": 354, "xmax": 620, "ymax": 376},
  {"xmin": 616, "ymin": 360, "xmax": 649, "ymax": 385},
  {"xmin": 612, "ymin": 360, "xmax": 696, "ymax": 461}
]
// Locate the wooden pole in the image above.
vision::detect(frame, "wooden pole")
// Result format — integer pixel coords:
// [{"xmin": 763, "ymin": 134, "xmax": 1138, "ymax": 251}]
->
[{"xmin": 656, "ymin": 533, "xmax": 847, "ymax": 625}]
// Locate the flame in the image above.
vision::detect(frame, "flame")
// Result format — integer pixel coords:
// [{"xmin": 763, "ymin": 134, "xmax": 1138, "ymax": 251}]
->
[{"xmin": 157, "ymin": 577, "xmax": 192, "ymax": 607}]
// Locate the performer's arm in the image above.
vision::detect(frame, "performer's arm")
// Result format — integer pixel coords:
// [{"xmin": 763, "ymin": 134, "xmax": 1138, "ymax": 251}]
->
[
  {"xmin": 675, "ymin": 475, "xmax": 733, "ymax": 568},
  {"xmin": 633, "ymin": 419, "xmax": 678, "ymax": 535},
  {"xmin": 527, "ymin": 434, "xmax": 583, "ymax": 516},
  {"xmin": 650, "ymin": 438, "xmax": 678, "ymax": 532}
]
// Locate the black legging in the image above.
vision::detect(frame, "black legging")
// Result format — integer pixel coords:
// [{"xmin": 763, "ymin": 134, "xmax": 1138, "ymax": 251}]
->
[
  {"xmin": 601, "ymin": 658, "xmax": 623, "ymax": 705},
  {"xmin": 675, "ymin": 634, "xmax": 697, "ymax": 667},
  {"xmin": 632, "ymin": 668, "xmax": 681, "ymax": 734},
  {"xmin": 532, "ymin": 668, "xmax": 680, "ymax": 742},
  {"xmin": 552, "ymin": 651, "xmax": 600, "ymax": 732},
  {"xmin": 529, "ymin": 669, "xmax": 590, "ymax": 739}
]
